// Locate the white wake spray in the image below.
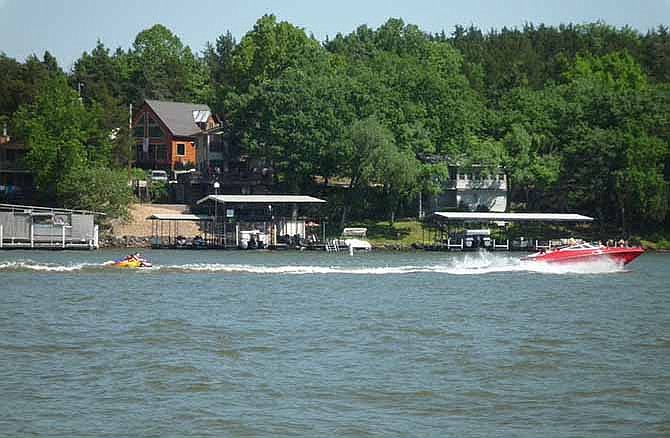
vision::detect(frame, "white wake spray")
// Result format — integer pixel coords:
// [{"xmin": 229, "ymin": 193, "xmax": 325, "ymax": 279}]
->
[{"xmin": 0, "ymin": 252, "xmax": 625, "ymax": 275}]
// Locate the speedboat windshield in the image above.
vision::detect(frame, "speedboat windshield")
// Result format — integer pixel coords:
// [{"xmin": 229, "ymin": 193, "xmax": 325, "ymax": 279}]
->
[{"xmin": 561, "ymin": 243, "xmax": 600, "ymax": 250}]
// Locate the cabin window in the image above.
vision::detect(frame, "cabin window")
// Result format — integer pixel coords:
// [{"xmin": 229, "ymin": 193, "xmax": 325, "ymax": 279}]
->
[
  {"xmin": 149, "ymin": 144, "xmax": 168, "ymax": 161},
  {"xmin": 176, "ymin": 143, "xmax": 185, "ymax": 156},
  {"xmin": 156, "ymin": 144, "xmax": 168, "ymax": 161},
  {"xmin": 147, "ymin": 115, "xmax": 164, "ymax": 139},
  {"xmin": 133, "ymin": 114, "xmax": 145, "ymax": 138},
  {"xmin": 149, "ymin": 126, "xmax": 164, "ymax": 139}
]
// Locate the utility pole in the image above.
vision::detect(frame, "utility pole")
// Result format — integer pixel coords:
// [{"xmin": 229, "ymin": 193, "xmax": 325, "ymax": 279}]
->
[
  {"xmin": 128, "ymin": 103, "xmax": 133, "ymax": 181},
  {"xmin": 77, "ymin": 82, "xmax": 84, "ymax": 104}
]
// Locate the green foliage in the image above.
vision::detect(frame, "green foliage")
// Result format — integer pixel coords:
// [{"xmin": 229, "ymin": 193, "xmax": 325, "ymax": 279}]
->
[
  {"xmin": 58, "ymin": 166, "xmax": 133, "ymax": 217},
  {"xmin": 130, "ymin": 167, "xmax": 148, "ymax": 181},
  {"xmin": 14, "ymin": 75, "xmax": 107, "ymax": 194},
  {"xmin": 0, "ymin": 51, "xmax": 62, "ymax": 118},
  {"xmin": 13, "ymin": 75, "xmax": 129, "ymax": 216},
  {"xmin": 229, "ymin": 14, "xmax": 322, "ymax": 91},
  {"xmin": 3, "ymin": 18, "xmax": 670, "ymax": 234},
  {"xmin": 127, "ymin": 24, "xmax": 211, "ymax": 103},
  {"xmin": 564, "ymin": 51, "xmax": 648, "ymax": 92},
  {"xmin": 149, "ymin": 181, "xmax": 168, "ymax": 203}
]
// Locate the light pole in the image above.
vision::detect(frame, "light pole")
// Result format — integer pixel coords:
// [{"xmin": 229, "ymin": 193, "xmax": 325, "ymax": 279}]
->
[
  {"xmin": 128, "ymin": 103, "xmax": 133, "ymax": 181},
  {"xmin": 213, "ymin": 181, "xmax": 220, "ymax": 246}
]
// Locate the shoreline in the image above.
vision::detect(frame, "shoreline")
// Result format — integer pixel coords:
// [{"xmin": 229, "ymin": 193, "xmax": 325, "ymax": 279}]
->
[{"xmin": 98, "ymin": 234, "xmax": 670, "ymax": 253}]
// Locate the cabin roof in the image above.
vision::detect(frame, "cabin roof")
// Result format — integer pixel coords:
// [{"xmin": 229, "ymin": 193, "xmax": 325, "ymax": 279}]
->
[{"xmin": 144, "ymin": 99, "xmax": 212, "ymax": 137}]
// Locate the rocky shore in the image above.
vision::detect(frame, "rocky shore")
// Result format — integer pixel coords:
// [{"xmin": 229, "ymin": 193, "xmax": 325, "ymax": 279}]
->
[{"xmin": 100, "ymin": 235, "xmax": 153, "ymax": 249}]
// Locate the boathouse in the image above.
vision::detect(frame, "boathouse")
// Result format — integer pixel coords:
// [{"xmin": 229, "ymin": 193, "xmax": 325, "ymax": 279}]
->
[
  {"xmin": 198, "ymin": 195, "xmax": 326, "ymax": 248},
  {"xmin": 425, "ymin": 211, "xmax": 594, "ymax": 251},
  {"xmin": 147, "ymin": 195, "xmax": 326, "ymax": 249},
  {"xmin": 0, "ymin": 203, "xmax": 102, "ymax": 249}
]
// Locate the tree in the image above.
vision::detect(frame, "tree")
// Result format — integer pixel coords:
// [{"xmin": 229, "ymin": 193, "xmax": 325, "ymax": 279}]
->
[
  {"xmin": 364, "ymin": 141, "xmax": 420, "ymax": 223},
  {"xmin": 13, "ymin": 75, "xmax": 130, "ymax": 215},
  {"xmin": 227, "ymin": 14, "xmax": 323, "ymax": 91},
  {"xmin": 204, "ymin": 31, "xmax": 237, "ymax": 89},
  {"xmin": 127, "ymin": 24, "xmax": 210, "ymax": 103},
  {"xmin": 337, "ymin": 117, "xmax": 400, "ymax": 224},
  {"xmin": 0, "ymin": 53, "xmax": 25, "ymax": 118},
  {"xmin": 58, "ymin": 166, "xmax": 133, "ymax": 217}
]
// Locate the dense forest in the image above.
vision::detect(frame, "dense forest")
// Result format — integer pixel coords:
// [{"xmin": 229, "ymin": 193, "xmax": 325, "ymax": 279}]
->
[{"xmin": 1, "ymin": 16, "xmax": 669, "ymax": 236}]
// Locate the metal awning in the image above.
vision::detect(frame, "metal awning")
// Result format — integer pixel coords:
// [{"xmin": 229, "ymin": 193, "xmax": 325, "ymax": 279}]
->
[
  {"xmin": 432, "ymin": 212, "xmax": 594, "ymax": 222},
  {"xmin": 197, "ymin": 195, "xmax": 326, "ymax": 205},
  {"xmin": 147, "ymin": 214, "xmax": 212, "ymax": 221},
  {"xmin": 0, "ymin": 203, "xmax": 106, "ymax": 216}
]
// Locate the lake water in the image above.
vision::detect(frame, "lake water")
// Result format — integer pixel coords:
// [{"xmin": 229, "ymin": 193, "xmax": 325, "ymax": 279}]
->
[{"xmin": 1, "ymin": 249, "xmax": 669, "ymax": 437}]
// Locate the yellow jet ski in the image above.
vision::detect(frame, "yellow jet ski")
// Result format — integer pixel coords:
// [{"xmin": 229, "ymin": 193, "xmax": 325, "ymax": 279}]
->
[{"xmin": 112, "ymin": 255, "xmax": 152, "ymax": 268}]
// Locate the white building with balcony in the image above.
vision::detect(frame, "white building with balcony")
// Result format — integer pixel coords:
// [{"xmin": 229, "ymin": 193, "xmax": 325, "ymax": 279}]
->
[{"xmin": 430, "ymin": 165, "xmax": 508, "ymax": 213}]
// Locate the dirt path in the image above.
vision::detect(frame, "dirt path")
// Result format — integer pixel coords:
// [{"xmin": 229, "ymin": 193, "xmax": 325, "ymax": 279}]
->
[{"xmin": 110, "ymin": 203, "xmax": 204, "ymax": 238}]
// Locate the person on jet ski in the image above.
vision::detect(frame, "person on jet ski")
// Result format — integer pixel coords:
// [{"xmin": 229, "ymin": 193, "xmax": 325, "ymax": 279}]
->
[{"xmin": 122, "ymin": 253, "xmax": 145, "ymax": 263}]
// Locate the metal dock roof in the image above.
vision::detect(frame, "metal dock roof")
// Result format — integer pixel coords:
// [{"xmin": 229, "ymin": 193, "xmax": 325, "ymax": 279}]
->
[
  {"xmin": 197, "ymin": 195, "xmax": 327, "ymax": 204},
  {"xmin": 432, "ymin": 212, "xmax": 594, "ymax": 222},
  {"xmin": 147, "ymin": 214, "xmax": 212, "ymax": 221}
]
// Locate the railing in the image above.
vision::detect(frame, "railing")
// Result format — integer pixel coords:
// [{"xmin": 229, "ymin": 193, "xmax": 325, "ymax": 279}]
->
[
  {"xmin": 493, "ymin": 239, "xmax": 509, "ymax": 250},
  {"xmin": 535, "ymin": 240, "xmax": 552, "ymax": 250},
  {"xmin": 0, "ymin": 223, "xmax": 98, "ymax": 249},
  {"xmin": 446, "ymin": 238, "xmax": 464, "ymax": 250},
  {"xmin": 452, "ymin": 179, "xmax": 507, "ymax": 190}
]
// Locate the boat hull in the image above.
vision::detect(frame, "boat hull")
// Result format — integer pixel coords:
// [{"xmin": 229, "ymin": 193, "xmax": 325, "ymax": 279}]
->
[{"xmin": 523, "ymin": 247, "xmax": 644, "ymax": 265}]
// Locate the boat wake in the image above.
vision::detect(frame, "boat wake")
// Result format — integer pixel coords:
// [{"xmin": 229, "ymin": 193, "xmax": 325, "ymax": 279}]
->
[
  {"xmin": 0, "ymin": 253, "xmax": 626, "ymax": 275},
  {"xmin": 0, "ymin": 260, "xmax": 114, "ymax": 272}
]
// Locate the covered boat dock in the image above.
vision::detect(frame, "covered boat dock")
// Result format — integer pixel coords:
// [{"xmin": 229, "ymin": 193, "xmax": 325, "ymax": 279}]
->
[
  {"xmin": 147, "ymin": 213, "xmax": 214, "ymax": 248},
  {"xmin": 195, "ymin": 194, "xmax": 327, "ymax": 249},
  {"xmin": 425, "ymin": 212, "xmax": 594, "ymax": 251}
]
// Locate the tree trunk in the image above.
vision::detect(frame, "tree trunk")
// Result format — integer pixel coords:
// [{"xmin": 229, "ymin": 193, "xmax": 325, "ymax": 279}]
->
[{"xmin": 340, "ymin": 204, "xmax": 349, "ymax": 230}]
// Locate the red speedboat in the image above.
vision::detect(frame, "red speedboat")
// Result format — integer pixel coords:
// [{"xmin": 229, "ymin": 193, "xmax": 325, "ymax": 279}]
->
[{"xmin": 522, "ymin": 243, "xmax": 644, "ymax": 265}]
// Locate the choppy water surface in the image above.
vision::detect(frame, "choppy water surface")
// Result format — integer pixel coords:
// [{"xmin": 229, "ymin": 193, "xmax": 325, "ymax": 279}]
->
[{"xmin": 1, "ymin": 249, "xmax": 669, "ymax": 437}]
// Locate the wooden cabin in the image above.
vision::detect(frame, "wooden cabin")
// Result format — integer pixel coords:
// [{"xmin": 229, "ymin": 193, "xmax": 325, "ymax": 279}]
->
[{"xmin": 132, "ymin": 99, "xmax": 219, "ymax": 172}]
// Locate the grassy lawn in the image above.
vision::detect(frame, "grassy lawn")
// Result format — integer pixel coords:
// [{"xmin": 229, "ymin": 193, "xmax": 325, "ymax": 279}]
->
[
  {"xmin": 640, "ymin": 239, "xmax": 670, "ymax": 250},
  {"xmin": 348, "ymin": 219, "xmax": 425, "ymax": 247}
]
